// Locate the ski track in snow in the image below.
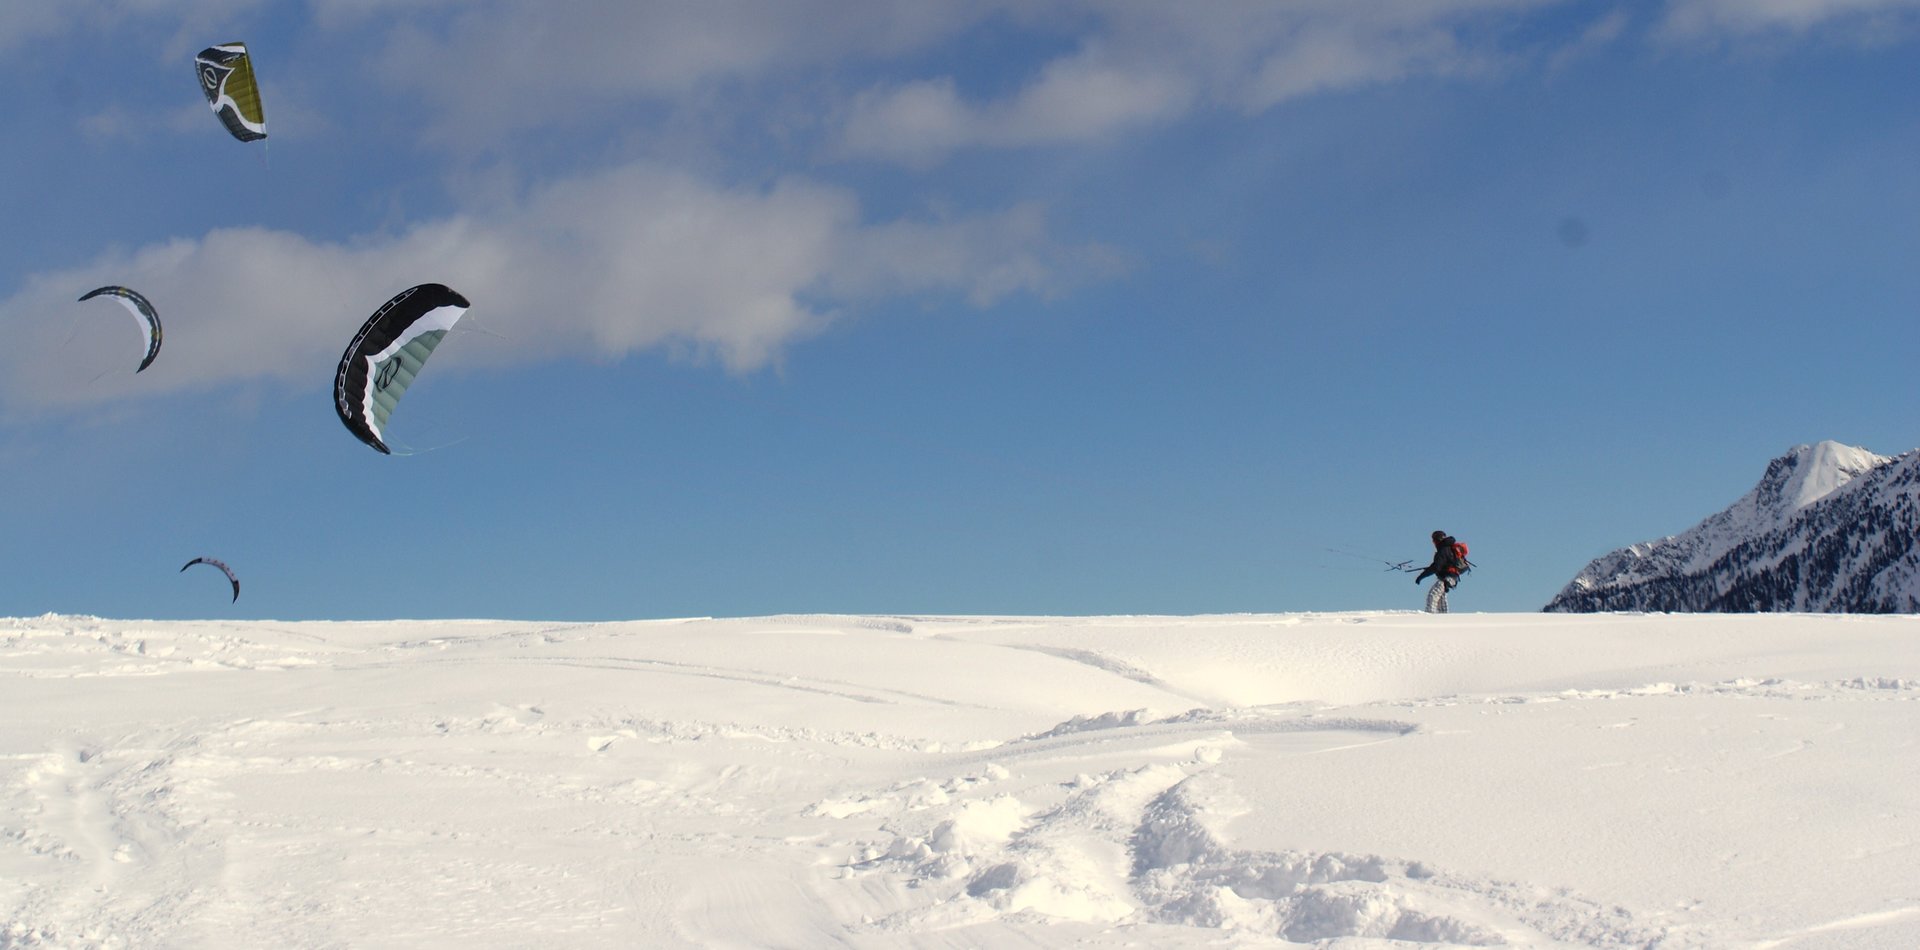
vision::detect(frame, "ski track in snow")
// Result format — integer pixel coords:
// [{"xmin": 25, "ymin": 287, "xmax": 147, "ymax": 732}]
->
[
  {"xmin": 824, "ymin": 744, "xmax": 1665, "ymax": 948},
  {"xmin": 993, "ymin": 643, "xmax": 1219, "ymax": 706},
  {"xmin": 4, "ymin": 613, "xmax": 1919, "ymax": 947}
]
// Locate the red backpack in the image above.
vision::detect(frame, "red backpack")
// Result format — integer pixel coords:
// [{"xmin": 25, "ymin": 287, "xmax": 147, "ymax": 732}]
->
[{"xmin": 1449, "ymin": 541, "xmax": 1472, "ymax": 575}]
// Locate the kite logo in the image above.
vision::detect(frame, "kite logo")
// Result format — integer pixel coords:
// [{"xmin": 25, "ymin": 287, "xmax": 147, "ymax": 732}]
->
[
  {"xmin": 375, "ymin": 358, "xmax": 402, "ymax": 392},
  {"xmin": 199, "ymin": 64, "xmax": 225, "ymax": 92}
]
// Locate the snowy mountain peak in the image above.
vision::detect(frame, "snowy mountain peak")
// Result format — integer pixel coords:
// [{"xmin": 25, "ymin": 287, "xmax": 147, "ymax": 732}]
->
[
  {"xmin": 1546, "ymin": 442, "xmax": 1920, "ymax": 613},
  {"xmin": 1768, "ymin": 441, "xmax": 1886, "ymax": 513}
]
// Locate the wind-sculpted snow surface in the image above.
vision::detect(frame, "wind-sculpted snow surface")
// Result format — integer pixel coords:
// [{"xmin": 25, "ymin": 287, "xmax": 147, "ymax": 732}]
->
[
  {"xmin": 1548, "ymin": 441, "xmax": 1920, "ymax": 612},
  {"xmin": 4, "ymin": 612, "xmax": 1919, "ymax": 947}
]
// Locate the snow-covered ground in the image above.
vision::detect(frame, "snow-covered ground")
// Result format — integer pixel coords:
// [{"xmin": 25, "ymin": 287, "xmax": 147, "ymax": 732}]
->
[{"xmin": 4, "ymin": 611, "xmax": 1918, "ymax": 948}]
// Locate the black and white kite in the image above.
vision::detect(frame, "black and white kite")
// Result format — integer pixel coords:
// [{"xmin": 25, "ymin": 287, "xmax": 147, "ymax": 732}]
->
[
  {"xmin": 181, "ymin": 557, "xmax": 240, "ymax": 602},
  {"xmin": 77, "ymin": 286, "xmax": 163, "ymax": 373},
  {"xmin": 333, "ymin": 283, "xmax": 471, "ymax": 454}
]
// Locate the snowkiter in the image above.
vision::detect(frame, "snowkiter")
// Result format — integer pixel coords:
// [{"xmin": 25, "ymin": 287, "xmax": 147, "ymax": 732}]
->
[{"xmin": 1414, "ymin": 530, "xmax": 1467, "ymax": 613}]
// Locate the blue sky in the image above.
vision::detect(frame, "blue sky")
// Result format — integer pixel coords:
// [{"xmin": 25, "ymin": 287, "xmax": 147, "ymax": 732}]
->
[{"xmin": 3, "ymin": 0, "xmax": 1917, "ymax": 620}]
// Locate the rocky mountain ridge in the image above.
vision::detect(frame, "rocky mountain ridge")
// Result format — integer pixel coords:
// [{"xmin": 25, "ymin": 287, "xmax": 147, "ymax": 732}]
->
[{"xmin": 1545, "ymin": 442, "xmax": 1920, "ymax": 613}]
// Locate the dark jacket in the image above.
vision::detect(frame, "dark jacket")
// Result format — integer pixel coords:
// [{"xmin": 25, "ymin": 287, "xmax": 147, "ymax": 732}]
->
[{"xmin": 1415, "ymin": 537, "xmax": 1462, "ymax": 583}]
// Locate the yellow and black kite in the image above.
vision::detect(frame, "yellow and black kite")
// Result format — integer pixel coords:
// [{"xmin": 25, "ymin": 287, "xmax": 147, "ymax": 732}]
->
[{"xmin": 194, "ymin": 42, "xmax": 266, "ymax": 143}]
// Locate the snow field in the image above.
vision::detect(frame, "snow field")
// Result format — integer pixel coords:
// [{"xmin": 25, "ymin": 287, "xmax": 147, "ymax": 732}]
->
[{"xmin": 3, "ymin": 612, "xmax": 1919, "ymax": 947}]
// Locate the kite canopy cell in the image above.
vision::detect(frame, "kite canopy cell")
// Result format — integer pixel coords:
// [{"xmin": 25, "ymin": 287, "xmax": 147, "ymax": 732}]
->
[
  {"xmin": 181, "ymin": 557, "xmax": 240, "ymax": 602},
  {"xmin": 76, "ymin": 285, "xmax": 163, "ymax": 373},
  {"xmin": 333, "ymin": 283, "xmax": 471, "ymax": 455},
  {"xmin": 194, "ymin": 42, "xmax": 266, "ymax": 142}
]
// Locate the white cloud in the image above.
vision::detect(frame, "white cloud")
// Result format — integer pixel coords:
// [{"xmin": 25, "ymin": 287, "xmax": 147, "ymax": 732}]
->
[
  {"xmin": 1548, "ymin": 10, "xmax": 1633, "ymax": 73},
  {"xmin": 343, "ymin": 0, "xmax": 1008, "ymax": 142},
  {"xmin": 0, "ymin": 3, "xmax": 70, "ymax": 52},
  {"xmin": 840, "ymin": 50, "xmax": 1194, "ymax": 165},
  {"xmin": 832, "ymin": 0, "xmax": 1917, "ymax": 163},
  {"xmin": 0, "ymin": 163, "xmax": 1111, "ymax": 415},
  {"xmin": 289, "ymin": 1, "xmax": 1561, "ymax": 158},
  {"xmin": 997, "ymin": 50, "xmax": 1196, "ymax": 141},
  {"xmin": 80, "ymin": 101, "xmax": 220, "ymax": 143},
  {"xmin": 838, "ymin": 78, "xmax": 974, "ymax": 166},
  {"xmin": 827, "ymin": 203, "xmax": 1124, "ymax": 306},
  {"xmin": 0, "ymin": 0, "xmax": 267, "ymax": 58},
  {"xmin": 246, "ymin": 0, "xmax": 1914, "ymax": 163},
  {"xmin": 1241, "ymin": 24, "xmax": 1459, "ymax": 106},
  {"xmin": 835, "ymin": 0, "xmax": 1548, "ymax": 164},
  {"xmin": 1661, "ymin": 0, "xmax": 1920, "ymax": 35}
]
